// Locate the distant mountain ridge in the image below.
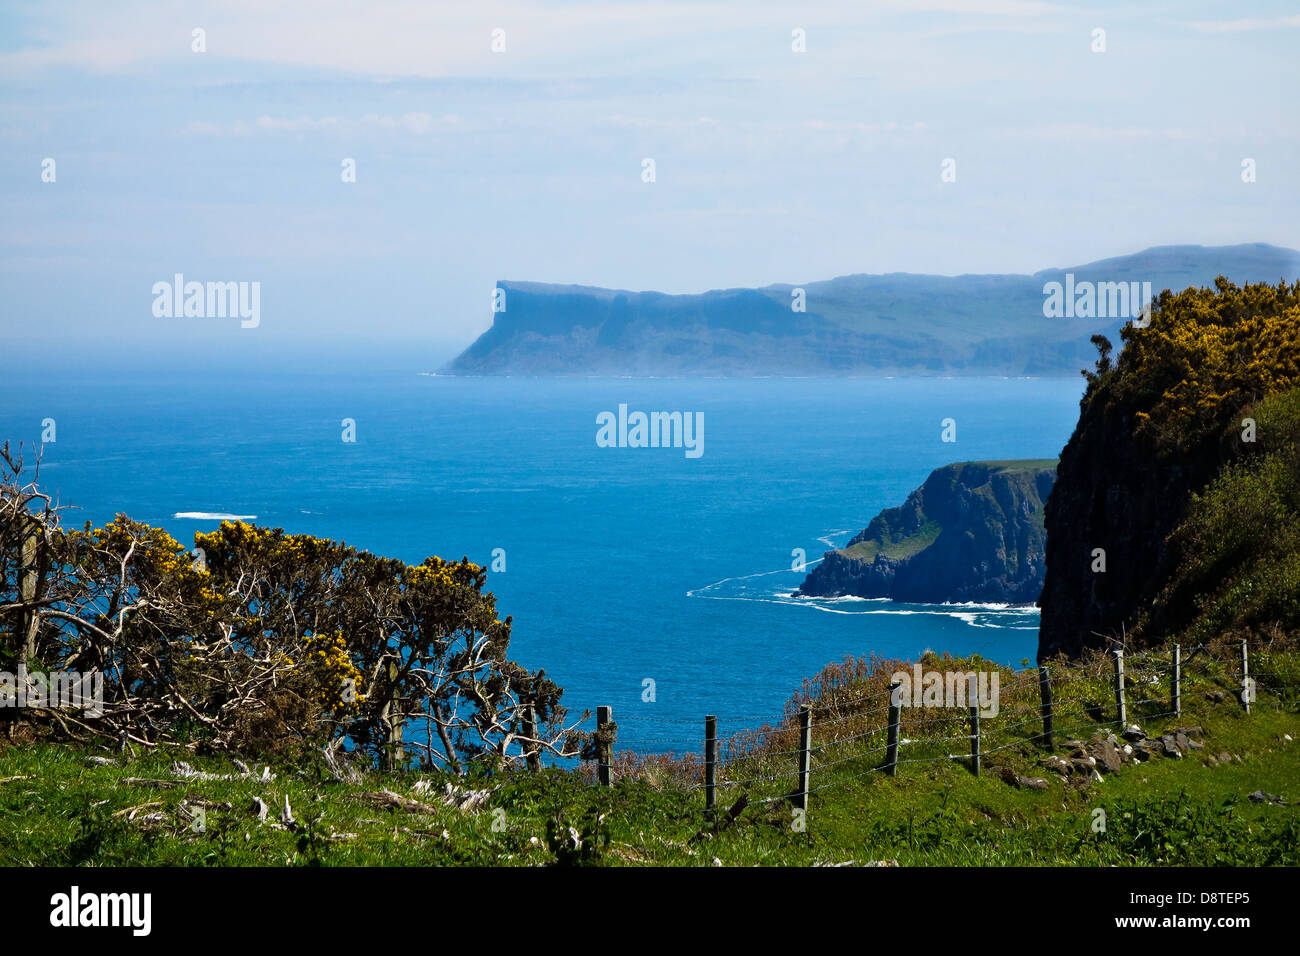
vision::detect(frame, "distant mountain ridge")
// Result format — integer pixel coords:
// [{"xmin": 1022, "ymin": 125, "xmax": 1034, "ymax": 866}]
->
[{"xmin": 446, "ymin": 244, "xmax": 1300, "ymax": 376}]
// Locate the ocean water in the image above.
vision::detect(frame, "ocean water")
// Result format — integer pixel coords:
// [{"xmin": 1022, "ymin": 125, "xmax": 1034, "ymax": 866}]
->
[{"xmin": 2, "ymin": 371, "xmax": 1084, "ymax": 751}]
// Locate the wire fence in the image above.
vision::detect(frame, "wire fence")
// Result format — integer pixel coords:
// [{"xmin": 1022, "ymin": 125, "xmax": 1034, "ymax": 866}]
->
[{"xmin": 576, "ymin": 636, "xmax": 1300, "ymax": 813}]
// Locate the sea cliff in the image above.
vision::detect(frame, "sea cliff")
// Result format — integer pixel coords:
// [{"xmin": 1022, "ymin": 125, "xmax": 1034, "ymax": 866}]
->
[{"xmin": 798, "ymin": 460, "xmax": 1056, "ymax": 604}]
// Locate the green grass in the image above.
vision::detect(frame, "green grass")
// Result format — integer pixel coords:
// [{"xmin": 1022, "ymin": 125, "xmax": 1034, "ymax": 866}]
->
[
  {"xmin": 978, "ymin": 459, "xmax": 1058, "ymax": 474},
  {"xmin": 3, "ymin": 670, "xmax": 1297, "ymax": 866},
  {"xmin": 835, "ymin": 460, "xmax": 1055, "ymax": 565},
  {"xmin": 842, "ymin": 520, "xmax": 943, "ymax": 562}
]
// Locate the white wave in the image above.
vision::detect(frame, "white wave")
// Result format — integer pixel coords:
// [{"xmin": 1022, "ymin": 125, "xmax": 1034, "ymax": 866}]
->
[
  {"xmin": 690, "ymin": 561, "xmax": 1040, "ymax": 633},
  {"xmin": 686, "ymin": 560, "xmax": 823, "ymax": 598},
  {"xmin": 800, "ymin": 603, "xmax": 1035, "ymax": 629},
  {"xmin": 774, "ymin": 599, "xmax": 860, "ymax": 615},
  {"xmin": 783, "ymin": 592, "xmax": 889, "ymax": 604},
  {"xmin": 815, "ymin": 529, "xmax": 859, "ymax": 549},
  {"xmin": 694, "ymin": 592, "xmax": 1035, "ymax": 630},
  {"xmin": 934, "ymin": 600, "xmax": 1038, "ymax": 611},
  {"xmin": 857, "ymin": 607, "xmax": 1005, "ymax": 623},
  {"xmin": 172, "ymin": 512, "xmax": 257, "ymax": 521}
]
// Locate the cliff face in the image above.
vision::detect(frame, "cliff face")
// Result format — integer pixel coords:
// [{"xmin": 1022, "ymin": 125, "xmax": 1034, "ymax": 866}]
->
[
  {"xmin": 1037, "ymin": 278, "xmax": 1300, "ymax": 660},
  {"xmin": 798, "ymin": 461, "xmax": 1056, "ymax": 604},
  {"xmin": 1035, "ymin": 394, "xmax": 1218, "ymax": 659}
]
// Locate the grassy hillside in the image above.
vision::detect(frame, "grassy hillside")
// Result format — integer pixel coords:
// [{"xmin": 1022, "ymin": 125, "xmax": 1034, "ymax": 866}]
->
[
  {"xmin": 982, "ymin": 458, "xmax": 1060, "ymax": 473},
  {"xmin": 1145, "ymin": 388, "xmax": 1300, "ymax": 645},
  {"xmin": 842, "ymin": 520, "xmax": 942, "ymax": 561},
  {"xmin": 5, "ymin": 643, "xmax": 1296, "ymax": 866}
]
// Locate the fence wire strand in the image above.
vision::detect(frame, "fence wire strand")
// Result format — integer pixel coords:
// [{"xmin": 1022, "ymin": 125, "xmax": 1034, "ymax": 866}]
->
[{"xmin": 590, "ymin": 640, "xmax": 1296, "ymax": 808}]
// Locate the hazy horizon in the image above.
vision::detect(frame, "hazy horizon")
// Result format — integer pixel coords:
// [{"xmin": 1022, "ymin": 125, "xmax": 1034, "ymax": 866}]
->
[{"xmin": 3, "ymin": 1, "xmax": 1298, "ymax": 362}]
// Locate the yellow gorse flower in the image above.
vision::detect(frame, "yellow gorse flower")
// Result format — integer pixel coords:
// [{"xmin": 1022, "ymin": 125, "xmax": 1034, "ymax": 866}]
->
[{"xmin": 304, "ymin": 630, "xmax": 365, "ymax": 715}]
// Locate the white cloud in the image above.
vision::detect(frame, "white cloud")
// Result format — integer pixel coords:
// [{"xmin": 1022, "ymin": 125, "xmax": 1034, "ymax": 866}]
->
[
  {"xmin": 185, "ymin": 112, "xmax": 460, "ymax": 136},
  {"xmin": 870, "ymin": 0, "xmax": 1059, "ymax": 12},
  {"xmin": 1185, "ymin": 16, "xmax": 1300, "ymax": 33},
  {"xmin": 0, "ymin": 1, "xmax": 725, "ymax": 77},
  {"xmin": 1005, "ymin": 123, "xmax": 1199, "ymax": 143},
  {"xmin": 0, "ymin": 0, "xmax": 1069, "ymax": 78}
]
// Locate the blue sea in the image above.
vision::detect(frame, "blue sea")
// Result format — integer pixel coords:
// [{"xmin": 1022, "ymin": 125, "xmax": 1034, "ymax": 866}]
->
[{"xmin": 2, "ymin": 371, "xmax": 1084, "ymax": 752}]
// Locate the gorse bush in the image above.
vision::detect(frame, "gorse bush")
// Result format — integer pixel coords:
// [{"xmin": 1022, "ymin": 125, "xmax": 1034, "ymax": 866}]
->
[
  {"xmin": 1085, "ymin": 278, "xmax": 1300, "ymax": 457},
  {"xmin": 0, "ymin": 443, "xmax": 586, "ymax": 769},
  {"xmin": 1044, "ymin": 278, "xmax": 1300, "ymax": 655}
]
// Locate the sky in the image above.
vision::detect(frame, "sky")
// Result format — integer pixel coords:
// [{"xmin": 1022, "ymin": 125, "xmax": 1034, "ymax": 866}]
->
[{"xmin": 1, "ymin": 0, "xmax": 1297, "ymax": 368}]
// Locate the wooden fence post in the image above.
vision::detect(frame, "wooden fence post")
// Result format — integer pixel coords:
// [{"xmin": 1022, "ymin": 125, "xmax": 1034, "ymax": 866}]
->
[
  {"xmin": 795, "ymin": 704, "xmax": 812, "ymax": 812},
  {"xmin": 968, "ymin": 684, "xmax": 981, "ymax": 777},
  {"xmin": 704, "ymin": 714, "xmax": 717, "ymax": 816},
  {"xmin": 885, "ymin": 681, "xmax": 901, "ymax": 776},
  {"xmin": 597, "ymin": 705, "xmax": 613, "ymax": 786},
  {"xmin": 1240, "ymin": 640, "xmax": 1251, "ymax": 715},
  {"xmin": 523, "ymin": 704, "xmax": 541, "ymax": 773},
  {"xmin": 1113, "ymin": 649, "xmax": 1126, "ymax": 728},
  {"xmin": 1038, "ymin": 665, "xmax": 1055, "ymax": 750},
  {"xmin": 1171, "ymin": 644, "xmax": 1181, "ymax": 718}
]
